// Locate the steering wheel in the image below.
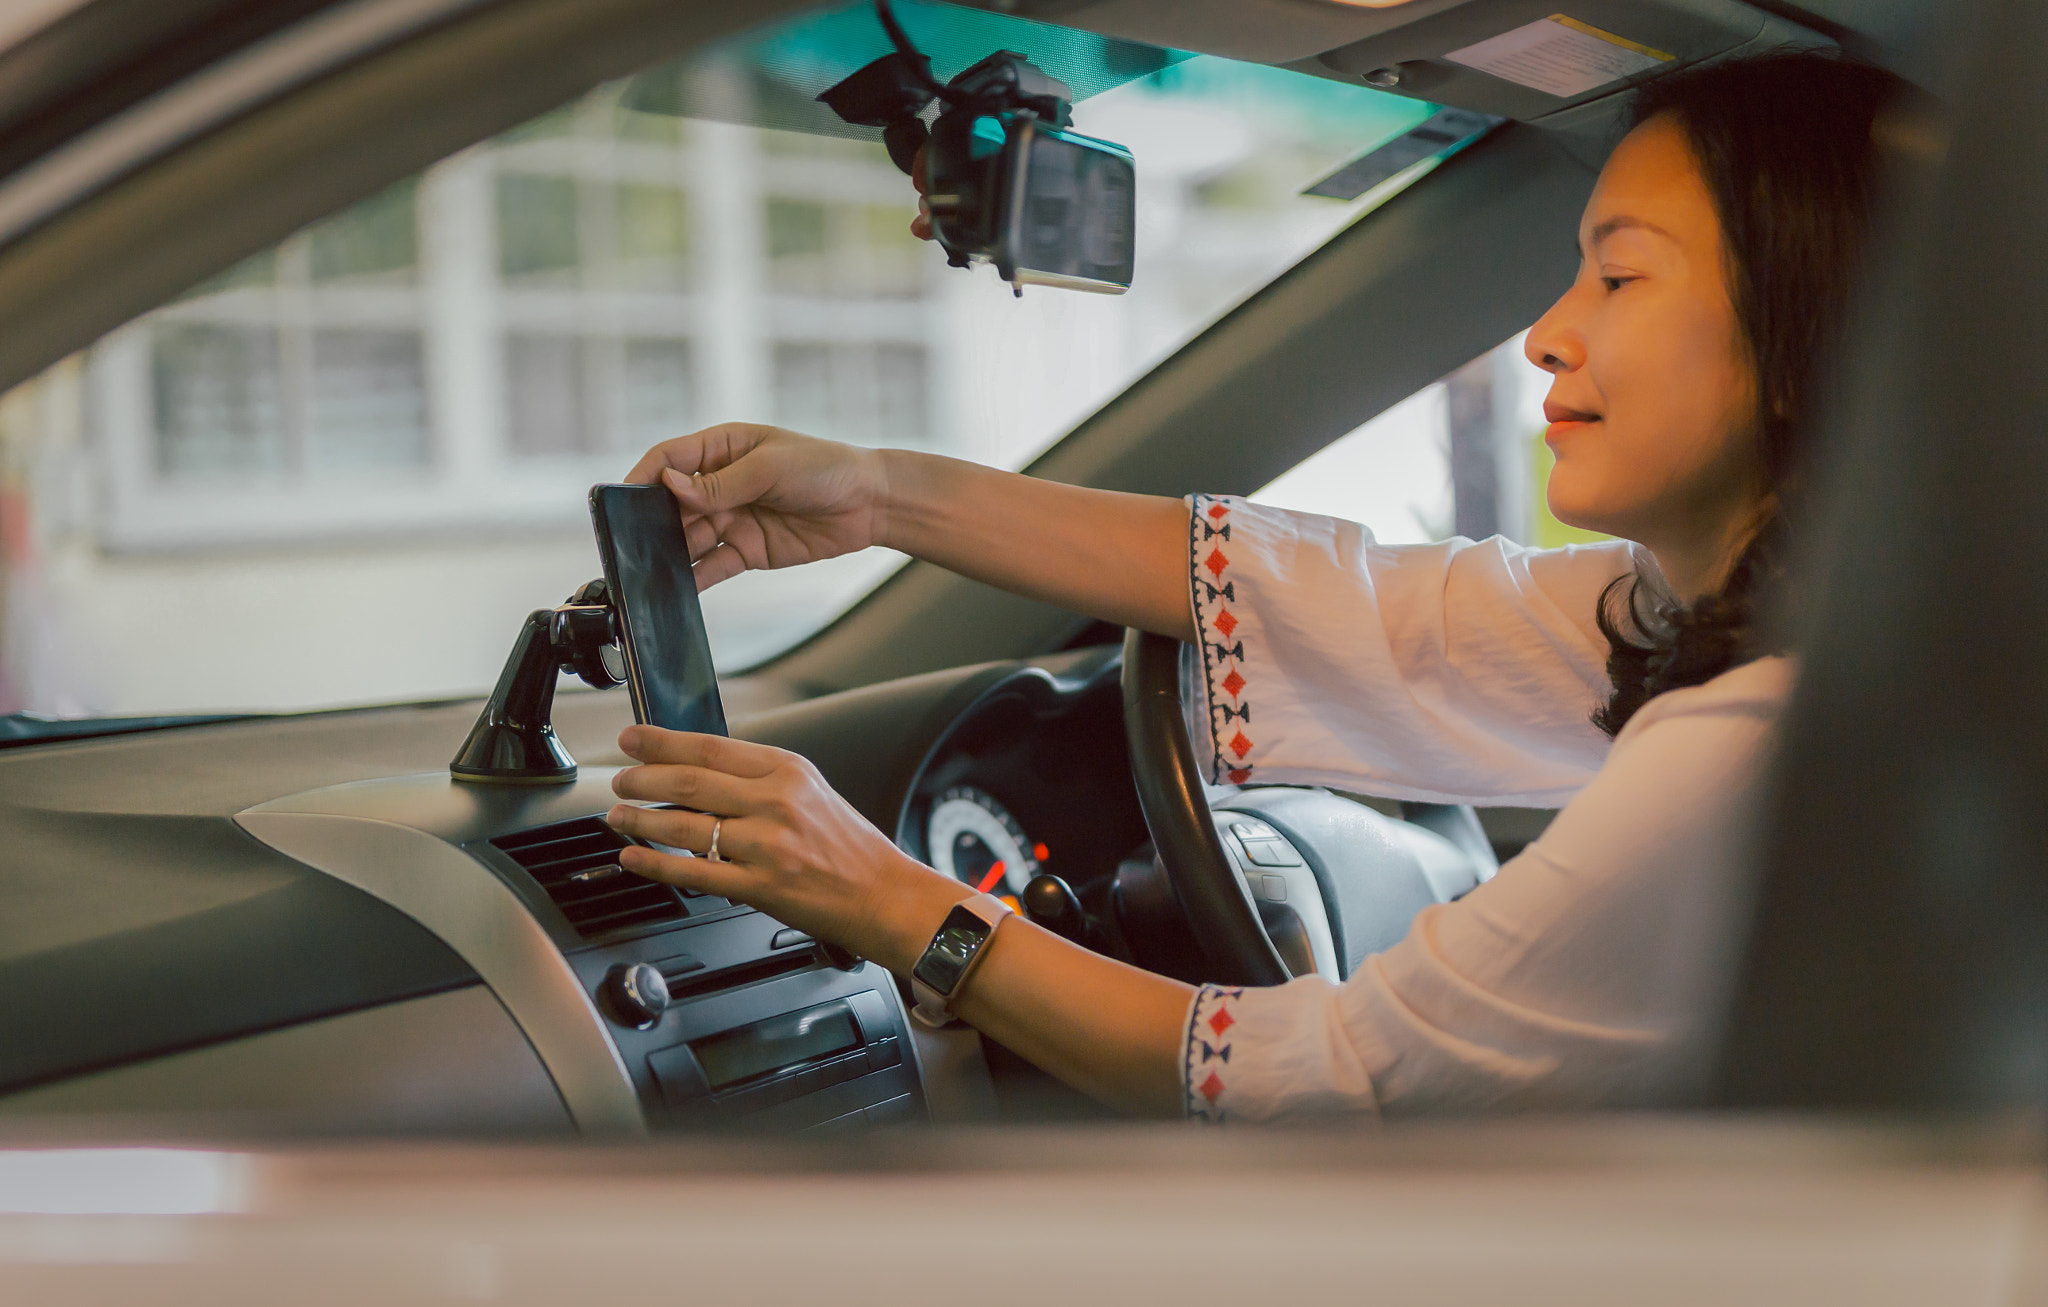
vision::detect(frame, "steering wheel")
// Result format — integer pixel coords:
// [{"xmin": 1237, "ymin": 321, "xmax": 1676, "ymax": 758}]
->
[{"xmin": 1121, "ymin": 628, "xmax": 1292, "ymax": 986}]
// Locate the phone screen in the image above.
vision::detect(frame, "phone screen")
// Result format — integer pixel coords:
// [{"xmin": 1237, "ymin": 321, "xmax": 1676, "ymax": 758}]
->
[{"xmin": 588, "ymin": 483, "xmax": 727, "ymax": 736}]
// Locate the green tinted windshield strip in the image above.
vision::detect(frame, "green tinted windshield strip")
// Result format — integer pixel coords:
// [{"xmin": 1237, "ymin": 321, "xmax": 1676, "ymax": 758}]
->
[{"xmin": 620, "ymin": 0, "xmax": 1195, "ymax": 141}]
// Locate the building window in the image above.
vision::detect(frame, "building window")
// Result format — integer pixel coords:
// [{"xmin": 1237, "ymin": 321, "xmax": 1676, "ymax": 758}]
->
[
  {"xmin": 143, "ymin": 178, "xmax": 427, "ymax": 488},
  {"xmin": 93, "ymin": 78, "xmax": 933, "ymax": 547},
  {"xmin": 152, "ymin": 323, "xmax": 285, "ymax": 477},
  {"xmin": 773, "ymin": 342, "xmax": 928, "ymax": 447},
  {"xmin": 504, "ymin": 334, "xmax": 695, "ymax": 456},
  {"xmin": 307, "ymin": 328, "xmax": 429, "ymax": 472}
]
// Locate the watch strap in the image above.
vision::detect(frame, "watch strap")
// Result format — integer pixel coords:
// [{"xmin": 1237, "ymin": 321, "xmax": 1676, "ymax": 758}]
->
[{"xmin": 910, "ymin": 892, "xmax": 1013, "ymax": 1028}]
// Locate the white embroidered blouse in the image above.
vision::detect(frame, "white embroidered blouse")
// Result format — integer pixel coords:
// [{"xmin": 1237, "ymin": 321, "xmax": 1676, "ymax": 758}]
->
[{"xmin": 1178, "ymin": 494, "xmax": 1791, "ymax": 1122}]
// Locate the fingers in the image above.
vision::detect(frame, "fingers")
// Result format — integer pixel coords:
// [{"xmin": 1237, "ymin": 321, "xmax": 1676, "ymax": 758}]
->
[
  {"xmin": 624, "ymin": 423, "xmax": 768, "ymax": 487},
  {"xmin": 911, "ymin": 146, "xmax": 935, "ymax": 241},
  {"xmin": 607, "ymin": 808, "xmax": 754, "ymax": 897},
  {"xmin": 662, "ymin": 449, "xmax": 778, "ymax": 517},
  {"xmin": 615, "ymin": 726, "xmax": 782, "ymax": 777},
  {"xmin": 611, "ymin": 761, "xmax": 766, "ymax": 814},
  {"xmin": 682, "ymin": 515, "xmax": 721, "ymax": 566},
  {"xmin": 691, "ymin": 541, "xmax": 749, "ymax": 591}
]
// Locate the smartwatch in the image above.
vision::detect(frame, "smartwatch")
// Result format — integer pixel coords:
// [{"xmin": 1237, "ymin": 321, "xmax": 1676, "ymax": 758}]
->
[{"xmin": 909, "ymin": 892, "xmax": 1013, "ymax": 1028}]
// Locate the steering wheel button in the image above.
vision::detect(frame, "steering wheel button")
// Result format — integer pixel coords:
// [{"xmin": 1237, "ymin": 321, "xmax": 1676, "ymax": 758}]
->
[
  {"xmin": 1230, "ymin": 820, "xmax": 1279, "ymax": 841},
  {"xmin": 1242, "ymin": 837, "xmax": 1303, "ymax": 867},
  {"xmin": 1259, "ymin": 874, "xmax": 1289, "ymax": 901}
]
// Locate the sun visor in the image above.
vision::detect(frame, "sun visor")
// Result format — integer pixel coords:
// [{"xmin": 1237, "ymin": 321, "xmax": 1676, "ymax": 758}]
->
[
  {"xmin": 1314, "ymin": 0, "xmax": 1822, "ymax": 122},
  {"xmin": 620, "ymin": 0, "xmax": 1194, "ymax": 142}
]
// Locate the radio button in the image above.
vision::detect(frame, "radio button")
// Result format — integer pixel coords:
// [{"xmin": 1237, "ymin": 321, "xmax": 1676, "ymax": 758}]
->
[
  {"xmin": 602, "ymin": 962, "xmax": 670, "ymax": 1028},
  {"xmin": 647, "ymin": 1045, "xmax": 709, "ymax": 1106},
  {"xmin": 847, "ymin": 990, "xmax": 894, "ymax": 1042}
]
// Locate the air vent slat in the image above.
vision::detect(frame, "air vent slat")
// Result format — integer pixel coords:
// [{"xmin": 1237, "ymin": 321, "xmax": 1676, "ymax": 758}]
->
[
  {"xmin": 490, "ymin": 816, "xmax": 687, "ymax": 940},
  {"xmin": 523, "ymin": 850, "xmax": 632, "ymax": 884},
  {"xmin": 552, "ymin": 880, "xmax": 666, "ymax": 909},
  {"xmin": 508, "ymin": 833, "xmax": 622, "ymax": 866}
]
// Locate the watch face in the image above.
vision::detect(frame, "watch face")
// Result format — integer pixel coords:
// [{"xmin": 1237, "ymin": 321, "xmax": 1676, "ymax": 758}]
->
[{"xmin": 913, "ymin": 904, "xmax": 992, "ymax": 997}]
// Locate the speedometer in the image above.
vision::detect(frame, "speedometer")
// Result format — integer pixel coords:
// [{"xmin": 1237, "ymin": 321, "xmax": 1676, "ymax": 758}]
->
[{"xmin": 927, "ymin": 785, "xmax": 1041, "ymax": 896}]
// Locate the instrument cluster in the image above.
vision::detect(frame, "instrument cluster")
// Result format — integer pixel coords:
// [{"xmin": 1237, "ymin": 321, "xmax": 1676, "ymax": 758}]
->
[{"xmin": 894, "ymin": 647, "xmax": 1149, "ymax": 912}]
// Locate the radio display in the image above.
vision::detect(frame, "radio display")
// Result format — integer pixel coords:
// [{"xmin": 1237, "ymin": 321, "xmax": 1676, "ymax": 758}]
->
[{"xmin": 690, "ymin": 999, "xmax": 862, "ymax": 1091}]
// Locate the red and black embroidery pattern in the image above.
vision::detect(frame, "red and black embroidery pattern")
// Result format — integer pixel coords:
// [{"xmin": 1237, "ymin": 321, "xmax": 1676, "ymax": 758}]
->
[
  {"xmin": 1189, "ymin": 495, "xmax": 1255, "ymax": 784},
  {"xmin": 1184, "ymin": 985, "xmax": 1244, "ymax": 1123}
]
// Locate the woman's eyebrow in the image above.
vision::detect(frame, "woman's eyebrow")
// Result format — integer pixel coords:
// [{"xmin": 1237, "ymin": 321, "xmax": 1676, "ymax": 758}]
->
[{"xmin": 1588, "ymin": 214, "xmax": 1676, "ymax": 247}]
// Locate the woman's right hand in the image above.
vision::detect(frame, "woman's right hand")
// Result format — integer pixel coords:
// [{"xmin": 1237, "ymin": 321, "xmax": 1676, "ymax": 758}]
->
[{"xmin": 625, "ymin": 423, "xmax": 889, "ymax": 591}]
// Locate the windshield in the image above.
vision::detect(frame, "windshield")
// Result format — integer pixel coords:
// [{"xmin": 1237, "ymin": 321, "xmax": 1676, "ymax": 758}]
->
[{"xmin": 0, "ymin": 3, "xmax": 1446, "ymax": 720}]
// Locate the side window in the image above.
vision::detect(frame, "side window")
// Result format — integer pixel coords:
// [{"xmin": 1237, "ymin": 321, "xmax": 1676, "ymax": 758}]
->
[{"xmin": 1254, "ymin": 332, "xmax": 1612, "ymax": 548}]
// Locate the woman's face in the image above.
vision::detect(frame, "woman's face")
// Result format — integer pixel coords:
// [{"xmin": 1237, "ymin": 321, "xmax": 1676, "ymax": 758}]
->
[{"xmin": 1525, "ymin": 114, "xmax": 1764, "ymax": 594}]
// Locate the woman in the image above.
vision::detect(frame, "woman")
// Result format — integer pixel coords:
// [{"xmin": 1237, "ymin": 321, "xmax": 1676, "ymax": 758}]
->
[{"xmin": 603, "ymin": 51, "xmax": 1902, "ymax": 1121}]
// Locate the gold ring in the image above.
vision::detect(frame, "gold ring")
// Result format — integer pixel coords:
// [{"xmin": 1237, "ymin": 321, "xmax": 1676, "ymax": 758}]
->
[{"xmin": 706, "ymin": 818, "xmax": 723, "ymax": 863}]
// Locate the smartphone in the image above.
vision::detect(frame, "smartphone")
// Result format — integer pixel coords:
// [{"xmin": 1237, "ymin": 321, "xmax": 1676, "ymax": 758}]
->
[{"xmin": 588, "ymin": 483, "xmax": 727, "ymax": 737}]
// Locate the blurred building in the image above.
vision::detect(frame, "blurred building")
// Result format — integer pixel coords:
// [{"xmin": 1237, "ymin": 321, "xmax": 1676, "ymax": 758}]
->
[{"xmin": 0, "ymin": 57, "xmax": 1555, "ymax": 718}]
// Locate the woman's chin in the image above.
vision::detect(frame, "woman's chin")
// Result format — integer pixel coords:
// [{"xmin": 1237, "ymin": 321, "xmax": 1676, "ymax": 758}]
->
[{"xmin": 1544, "ymin": 484, "xmax": 1615, "ymax": 536}]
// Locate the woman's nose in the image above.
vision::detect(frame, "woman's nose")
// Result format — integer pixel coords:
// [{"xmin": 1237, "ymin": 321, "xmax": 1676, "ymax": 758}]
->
[{"xmin": 1525, "ymin": 286, "xmax": 1586, "ymax": 374}]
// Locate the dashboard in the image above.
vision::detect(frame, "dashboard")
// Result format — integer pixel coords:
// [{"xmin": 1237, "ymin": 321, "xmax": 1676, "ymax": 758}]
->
[
  {"xmin": 0, "ymin": 646, "xmax": 1144, "ymax": 1136},
  {"xmin": 0, "ymin": 642, "xmax": 1491, "ymax": 1136}
]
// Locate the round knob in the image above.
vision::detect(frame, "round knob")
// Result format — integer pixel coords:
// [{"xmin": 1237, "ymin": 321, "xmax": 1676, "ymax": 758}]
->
[
  {"xmin": 602, "ymin": 962, "xmax": 670, "ymax": 1028},
  {"xmin": 1022, "ymin": 873, "xmax": 1087, "ymax": 944}
]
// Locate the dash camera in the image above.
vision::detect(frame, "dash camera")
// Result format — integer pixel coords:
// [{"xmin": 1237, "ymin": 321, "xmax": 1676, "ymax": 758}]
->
[{"xmin": 818, "ymin": 0, "xmax": 1136, "ymax": 296}]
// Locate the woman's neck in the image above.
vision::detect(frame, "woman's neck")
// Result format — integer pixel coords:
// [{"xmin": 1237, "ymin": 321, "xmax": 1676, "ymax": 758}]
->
[
  {"xmin": 1645, "ymin": 495, "xmax": 1775, "ymax": 603},
  {"xmin": 1649, "ymin": 544, "xmax": 1728, "ymax": 603}
]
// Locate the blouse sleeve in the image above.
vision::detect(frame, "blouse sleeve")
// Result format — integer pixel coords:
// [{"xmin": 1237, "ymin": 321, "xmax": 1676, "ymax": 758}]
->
[
  {"xmin": 1181, "ymin": 656, "xmax": 1792, "ymax": 1122},
  {"xmin": 1185, "ymin": 493, "xmax": 1641, "ymax": 807}
]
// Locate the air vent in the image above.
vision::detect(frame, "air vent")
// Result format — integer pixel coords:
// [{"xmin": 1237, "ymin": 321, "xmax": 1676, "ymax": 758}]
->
[{"xmin": 491, "ymin": 817, "xmax": 686, "ymax": 939}]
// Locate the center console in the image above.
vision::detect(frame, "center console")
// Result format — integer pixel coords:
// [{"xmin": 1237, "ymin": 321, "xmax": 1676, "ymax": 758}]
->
[{"xmin": 237, "ymin": 772, "xmax": 924, "ymax": 1135}]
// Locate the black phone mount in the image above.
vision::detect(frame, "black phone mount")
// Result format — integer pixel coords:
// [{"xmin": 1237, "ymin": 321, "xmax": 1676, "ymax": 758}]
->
[
  {"xmin": 449, "ymin": 575, "xmax": 867, "ymax": 973},
  {"xmin": 450, "ymin": 579, "xmax": 625, "ymax": 784}
]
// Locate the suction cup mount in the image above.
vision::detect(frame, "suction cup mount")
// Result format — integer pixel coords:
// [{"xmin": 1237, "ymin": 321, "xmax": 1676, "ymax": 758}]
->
[{"xmin": 450, "ymin": 579, "xmax": 626, "ymax": 785}]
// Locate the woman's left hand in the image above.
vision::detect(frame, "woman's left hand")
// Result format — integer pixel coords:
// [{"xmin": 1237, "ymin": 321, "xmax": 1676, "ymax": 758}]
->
[{"xmin": 604, "ymin": 726, "xmax": 965, "ymax": 972}]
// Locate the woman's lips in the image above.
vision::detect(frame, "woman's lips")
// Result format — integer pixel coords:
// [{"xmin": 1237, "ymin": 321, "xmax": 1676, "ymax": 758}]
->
[
  {"xmin": 1543, "ymin": 417, "xmax": 1599, "ymax": 449},
  {"xmin": 1541, "ymin": 400, "xmax": 1601, "ymax": 449}
]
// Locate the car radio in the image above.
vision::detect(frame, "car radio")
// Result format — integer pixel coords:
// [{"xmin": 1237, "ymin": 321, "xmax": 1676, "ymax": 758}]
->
[
  {"xmin": 567, "ymin": 908, "xmax": 920, "ymax": 1133},
  {"xmin": 488, "ymin": 812, "xmax": 924, "ymax": 1133}
]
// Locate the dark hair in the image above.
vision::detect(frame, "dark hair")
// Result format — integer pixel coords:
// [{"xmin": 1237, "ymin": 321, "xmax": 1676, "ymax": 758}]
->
[{"xmin": 1592, "ymin": 49, "xmax": 1904, "ymax": 736}]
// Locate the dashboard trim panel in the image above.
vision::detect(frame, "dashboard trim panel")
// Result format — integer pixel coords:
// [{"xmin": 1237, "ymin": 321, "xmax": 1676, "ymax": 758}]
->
[{"xmin": 238, "ymin": 773, "xmax": 648, "ymax": 1136}]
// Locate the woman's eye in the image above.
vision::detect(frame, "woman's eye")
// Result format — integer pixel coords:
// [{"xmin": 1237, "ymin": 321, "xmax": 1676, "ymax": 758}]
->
[{"xmin": 1600, "ymin": 274, "xmax": 1636, "ymax": 293}]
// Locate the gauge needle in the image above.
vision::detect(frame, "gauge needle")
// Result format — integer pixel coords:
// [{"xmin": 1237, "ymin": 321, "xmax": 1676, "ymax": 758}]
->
[{"xmin": 974, "ymin": 861, "xmax": 1007, "ymax": 894}]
